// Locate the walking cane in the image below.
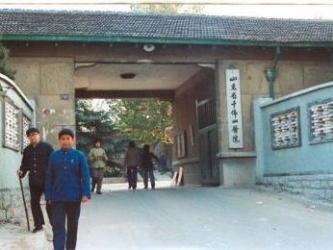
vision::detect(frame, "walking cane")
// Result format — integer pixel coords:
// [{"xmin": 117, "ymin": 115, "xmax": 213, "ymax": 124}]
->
[{"xmin": 19, "ymin": 176, "xmax": 30, "ymax": 231}]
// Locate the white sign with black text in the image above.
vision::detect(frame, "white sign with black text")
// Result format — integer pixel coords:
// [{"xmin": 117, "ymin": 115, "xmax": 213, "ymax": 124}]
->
[{"xmin": 225, "ymin": 69, "xmax": 244, "ymax": 148}]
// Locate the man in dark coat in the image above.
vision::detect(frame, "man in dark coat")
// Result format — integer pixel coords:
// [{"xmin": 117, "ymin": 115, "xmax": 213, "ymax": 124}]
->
[
  {"xmin": 141, "ymin": 144, "xmax": 158, "ymax": 189},
  {"xmin": 17, "ymin": 127, "xmax": 54, "ymax": 233}
]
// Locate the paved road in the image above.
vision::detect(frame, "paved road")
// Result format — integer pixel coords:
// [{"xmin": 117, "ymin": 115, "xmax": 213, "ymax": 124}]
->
[{"xmin": 76, "ymin": 181, "xmax": 333, "ymax": 250}]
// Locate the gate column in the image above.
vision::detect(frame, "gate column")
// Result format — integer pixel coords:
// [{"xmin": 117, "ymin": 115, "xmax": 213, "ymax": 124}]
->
[{"xmin": 216, "ymin": 59, "xmax": 256, "ymax": 186}]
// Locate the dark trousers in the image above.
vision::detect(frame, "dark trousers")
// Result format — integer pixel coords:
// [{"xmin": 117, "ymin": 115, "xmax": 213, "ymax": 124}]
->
[
  {"xmin": 91, "ymin": 168, "xmax": 104, "ymax": 192},
  {"xmin": 143, "ymin": 169, "xmax": 155, "ymax": 189},
  {"xmin": 30, "ymin": 185, "xmax": 52, "ymax": 227},
  {"xmin": 127, "ymin": 166, "xmax": 138, "ymax": 189},
  {"xmin": 52, "ymin": 201, "xmax": 81, "ymax": 250}
]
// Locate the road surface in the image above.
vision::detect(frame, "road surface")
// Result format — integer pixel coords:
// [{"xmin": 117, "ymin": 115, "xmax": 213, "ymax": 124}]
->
[{"xmin": 76, "ymin": 180, "xmax": 333, "ymax": 250}]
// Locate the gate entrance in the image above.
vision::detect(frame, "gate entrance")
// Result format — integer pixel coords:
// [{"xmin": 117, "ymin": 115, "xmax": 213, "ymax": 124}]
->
[
  {"xmin": 75, "ymin": 62, "xmax": 220, "ymax": 186},
  {"xmin": 197, "ymin": 98, "xmax": 220, "ymax": 186},
  {"xmin": 5, "ymin": 38, "xmax": 222, "ymax": 187}
]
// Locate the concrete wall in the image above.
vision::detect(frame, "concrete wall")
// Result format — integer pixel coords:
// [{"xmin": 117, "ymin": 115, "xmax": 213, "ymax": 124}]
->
[
  {"xmin": 0, "ymin": 74, "xmax": 33, "ymax": 224},
  {"xmin": 173, "ymin": 69, "xmax": 215, "ymax": 185},
  {"xmin": 216, "ymin": 60, "xmax": 332, "ymax": 187},
  {"xmin": 2, "ymin": 56, "xmax": 75, "ymax": 225},
  {"xmin": 254, "ymin": 81, "xmax": 333, "ymax": 200},
  {"xmin": 172, "ymin": 158, "xmax": 201, "ymax": 185},
  {"xmin": 216, "ymin": 152, "xmax": 256, "ymax": 186},
  {"xmin": 9, "ymin": 58, "xmax": 75, "ymax": 148},
  {"xmin": 5, "ymin": 42, "xmax": 333, "ymax": 189}
]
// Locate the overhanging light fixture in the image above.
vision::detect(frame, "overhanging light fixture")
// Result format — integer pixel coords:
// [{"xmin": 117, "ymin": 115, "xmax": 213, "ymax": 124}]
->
[
  {"xmin": 265, "ymin": 68, "xmax": 276, "ymax": 99},
  {"xmin": 143, "ymin": 44, "xmax": 155, "ymax": 52},
  {"xmin": 120, "ymin": 73, "xmax": 136, "ymax": 79}
]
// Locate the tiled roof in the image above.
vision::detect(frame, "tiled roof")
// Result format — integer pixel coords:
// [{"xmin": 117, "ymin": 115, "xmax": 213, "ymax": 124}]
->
[{"xmin": 1, "ymin": 9, "xmax": 333, "ymax": 46}]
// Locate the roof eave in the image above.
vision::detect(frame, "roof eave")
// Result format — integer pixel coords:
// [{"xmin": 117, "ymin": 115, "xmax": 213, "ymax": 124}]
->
[{"xmin": 1, "ymin": 34, "xmax": 333, "ymax": 48}]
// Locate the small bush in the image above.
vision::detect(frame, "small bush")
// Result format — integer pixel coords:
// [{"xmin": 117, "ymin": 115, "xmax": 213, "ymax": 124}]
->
[
  {"xmin": 104, "ymin": 166, "xmax": 123, "ymax": 178},
  {"xmin": 0, "ymin": 44, "xmax": 16, "ymax": 80}
]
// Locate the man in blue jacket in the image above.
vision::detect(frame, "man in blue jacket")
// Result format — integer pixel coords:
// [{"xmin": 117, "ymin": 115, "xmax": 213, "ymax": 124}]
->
[{"xmin": 45, "ymin": 128, "xmax": 91, "ymax": 250}]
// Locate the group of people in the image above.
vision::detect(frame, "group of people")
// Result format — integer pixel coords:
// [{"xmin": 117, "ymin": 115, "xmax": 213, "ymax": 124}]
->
[
  {"xmin": 17, "ymin": 127, "xmax": 159, "ymax": 250},
  {"xmin": 18, "ymin": 127, "xmax": 90, "ymax": 250},
  {"xmin": 124, "ymin": 141, "xmax": 159, "ymax": 190},
  {"xmin": 89, "ymin": 139, "xmax": 159, "ymax": 192}
]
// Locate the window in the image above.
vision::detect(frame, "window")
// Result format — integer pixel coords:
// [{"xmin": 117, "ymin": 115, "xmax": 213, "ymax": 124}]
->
[
  {"xmin": 176, "ymin": 130, "xmax": 186, "ymax": 158},
  {"xmin": 271, "ymin": 107, "xmax": 301, "ymax": 149},
  {"xmin": 22, "ymin": 112, "xmax": 32, "ymax": 150},
  {"xmin": 308, "ymin": 99, "xmax": 333, "ymax": 144},
  {"xmin": 3, "ymin": 100, "xmax": 20, "ymax": 150}
]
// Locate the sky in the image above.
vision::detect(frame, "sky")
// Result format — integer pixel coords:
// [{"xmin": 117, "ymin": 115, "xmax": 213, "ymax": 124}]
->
[{"xmin": 1, "ymin": 3, "xmax": 333, "ymax": 19}]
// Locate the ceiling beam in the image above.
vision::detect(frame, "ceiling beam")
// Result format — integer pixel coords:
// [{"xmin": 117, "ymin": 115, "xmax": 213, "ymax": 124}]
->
[{"xmin": 75, "ymin": 89, "xmax": 175, "ymax": 101}]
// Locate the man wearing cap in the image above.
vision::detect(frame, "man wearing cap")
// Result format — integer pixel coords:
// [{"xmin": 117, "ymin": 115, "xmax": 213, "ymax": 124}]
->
[
  {"xmin": 45, "ymin": 128, "xmax": 91, "ymax": 250},
  {"xmin": 17, "ymin": 127, "xmax": 54, "ymax": 233}
]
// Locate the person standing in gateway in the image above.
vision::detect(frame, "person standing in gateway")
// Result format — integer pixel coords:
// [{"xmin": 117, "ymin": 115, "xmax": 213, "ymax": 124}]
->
[
  {"xmin": 88, "ymin": 138, "xmax": 108, "ymax": 194},
  {"xmin": 17, "ymin": 127, "xmax": 53, "ymax": 233},
  {"xmin": 45, "ymin": 128, "xmax": 91, "ymax": 250},
  {"xmin": 124, "ymin": 141, "xmax": 141, "ymax": 190},
  {"xmin": 141, "ymin": 144, "xmax": 158, "ymax": 190}
]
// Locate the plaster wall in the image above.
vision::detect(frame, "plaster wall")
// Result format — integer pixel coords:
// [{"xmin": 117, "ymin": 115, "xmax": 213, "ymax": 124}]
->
[
  {"xmin": 216, "ymin": 60, "xmax": 332, "ymax": 186},
  {"xmin": 0, "ymin": 75, "xmax": 33, "ymax": 189},
  {"xmin": 9, "ymin": 58, "xmax": 75, "ymax": 148},
  {"xmin": 255, "ymin": 81, "xmax": 333, "ymax": 176},
  {"xmin": 0, "ymin": 74, "xmax": 33, "ymax": 224},
  {"xmin": 254, "ymin": 81, "xmax": 333, "ymax": 200},
  {"xmin": 173, "ymin": 69, "xmax": 215, "ymax": 185}
]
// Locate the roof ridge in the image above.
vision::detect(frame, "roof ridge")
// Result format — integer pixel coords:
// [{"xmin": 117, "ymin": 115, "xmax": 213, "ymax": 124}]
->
[{"xmin": 1, "ymin": 8, "xmax": 333, "ymax": 23}]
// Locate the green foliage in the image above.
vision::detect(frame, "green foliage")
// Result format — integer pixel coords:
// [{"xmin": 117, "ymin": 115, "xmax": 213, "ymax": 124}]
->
[
  {"xmin": 130, "ymin": 4, "xmax": 204, "ymax": 14},
  {"xmin": 76, "ymin": 99, "xmax": 114, "ymax": 133},
  {"xmin": 76, "ymin": 98, "xmax": 173, "ymax": 157},
  {"xmin": 115, "ymin": 99, "xmax": 173, "ymax": 146},
  {"xmin": 0, "ymin": 43, "xmax": 16, "ymax": 80},
  {"xmin": 104, "ymin": 165, "xmax": 123, "ymax": 178},
  {"xmin": 104, "ymin": 168, "xmax": 122, "ymax": 178},
  {"xmin": 75, "ymin": 99, "xmax": 128, "ymax": 159}
]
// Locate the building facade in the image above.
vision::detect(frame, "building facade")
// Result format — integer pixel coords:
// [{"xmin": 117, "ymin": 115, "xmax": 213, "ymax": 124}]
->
[{"xmin": 1, "ymin": 10, "xmax": 333, "ymax": 197}]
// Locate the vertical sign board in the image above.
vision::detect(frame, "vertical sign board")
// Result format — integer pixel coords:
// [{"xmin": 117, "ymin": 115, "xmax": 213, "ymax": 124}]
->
[{"xmin": 225, "ymin": 69, "xmax": 244, "ymax": 148}]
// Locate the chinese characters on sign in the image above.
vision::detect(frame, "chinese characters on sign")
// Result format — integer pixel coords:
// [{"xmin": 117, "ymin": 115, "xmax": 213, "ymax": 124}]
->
[
  {"xmin": 225, "ymin": 69, "xmax": 243, "ymax": 148},
  {"xmin": 309, "ymin": 100, "xmax": 333, "ymax": 143},
  {"xmin": 4, "ymin": 101, "xmax": 20, "ymax": 150},
  {"xmin": 271, "ymin": 108, "xmax": 300, "ymax": 149}
]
